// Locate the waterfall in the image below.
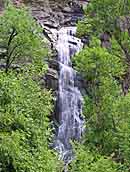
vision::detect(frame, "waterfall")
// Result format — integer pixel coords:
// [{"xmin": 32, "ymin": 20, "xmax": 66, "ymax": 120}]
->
[{"xmin": 51, "ymin": 27, "xmax": 84, "ymax": 164}]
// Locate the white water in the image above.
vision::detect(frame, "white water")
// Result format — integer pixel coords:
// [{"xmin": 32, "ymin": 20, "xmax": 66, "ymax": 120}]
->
[{"xmin": 51, "ymin": 27, "xmax": 84, "ymax": 164}]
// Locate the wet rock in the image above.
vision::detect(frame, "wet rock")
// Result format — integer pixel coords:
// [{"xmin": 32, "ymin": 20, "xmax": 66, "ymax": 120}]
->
[
  {"xmin": 48, "ymin": 59, "xmax": 59, "ymax": 71},
  {"xmin": 51, "ymin": 27, "xmax": 84, "ymax": 163},
  {"xmin": 81, "ymin": 35, "xmax": 90, "ymax": 45},
  {"xmin": 44, "ymin": 68, "xmax": 58, "ymax": 91},
  {"xmin": 62, "ymin": 7, "xmax": 72, "ymax": 13}
]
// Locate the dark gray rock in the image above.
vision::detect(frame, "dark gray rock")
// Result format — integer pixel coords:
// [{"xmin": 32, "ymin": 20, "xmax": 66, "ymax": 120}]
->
[
  {"xmin": 24, "ymin": 0, "xmax": 84, "ymax": 28},
  {"xmin": 81, "ymin": 35, "xmax": 90, "ymax": 45},
  {"xmin": 48, "ymin": 59, "xmax": 59, "ymax": 71},
  {"xmin": 44, "ymin": 68, "xmax": 58, "ymax": 91}
]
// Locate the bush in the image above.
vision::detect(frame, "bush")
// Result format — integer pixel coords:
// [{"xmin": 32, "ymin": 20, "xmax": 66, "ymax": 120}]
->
[
  {"xmin": 70, "ymin": 145, "xmax": 121, "ymax": 172},
  {"xmin": 0, "ymin": 3, "xmax": 48, "ymax": 73},
  {"xmin": 0, "ymin": 71, "xmax": 60, "ymax": 172}
]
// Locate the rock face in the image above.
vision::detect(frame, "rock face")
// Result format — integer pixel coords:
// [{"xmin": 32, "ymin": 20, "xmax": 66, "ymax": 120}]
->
[
  {"xmin": 0, "ymin": 0, "xmax": 88, "ymax": 93},
  {"xmin": 24, "ymin": 0, "xmax": 84, "ymax": 28},
  {"xmin": 23, "ymin": 0, "xmax": 85, "ymax": 92},
  {"xmin": 0, "ymin": 0, "xmax": 86, "ymax": 92}
]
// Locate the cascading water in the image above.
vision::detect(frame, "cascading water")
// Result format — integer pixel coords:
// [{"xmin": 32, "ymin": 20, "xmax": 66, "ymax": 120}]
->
[{"xmin": 51, "ymin": 27, "xmax": 84, "ymax": 164}]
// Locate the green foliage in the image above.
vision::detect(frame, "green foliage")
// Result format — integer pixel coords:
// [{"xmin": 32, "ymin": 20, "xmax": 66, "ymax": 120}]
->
[
  {"xmin": 0, "ymin": 71, "xmax": 60, "ymax": 172},
  {"xmin": 74, "ymin": 38, "xmax": 125, "ymax": 81},
  {"xmin": 0, "ymin": 2, "xmax": 62, "ymax": 172},
  {"xmin": 73, "ymin": 0, "xmax": 130, "ymax": 171},
  {"xmin": 77, "ymin": 0, "xmax": 130, "ymax": 36},
  {"xmin": 74, "ymin": 39, "xmax": 126, "ymax": 153},
  {"xmin": 73, "ymin": 36, "xmax": 130, "ymax": 170},
  {"xmin": 76, "ymin": 18, "xmax": 93, "ymax": 37},
  {"xmin": 1, "ymin": 1, "xmax": 130, "ymax": 172},
  {"xmin": 77, "ymin": 0, "xmax": 130, "ymax": 62},
  {"xmin": 0, "ymin": 3, "xmax": 48, "ymax": 73},
  {"xmin": 111, "ymin": 94, "xmax": 130, "ymax": 165},
  {"xmin": 70, "ymin": 144, "xmax": 122, "ymax": 172}
]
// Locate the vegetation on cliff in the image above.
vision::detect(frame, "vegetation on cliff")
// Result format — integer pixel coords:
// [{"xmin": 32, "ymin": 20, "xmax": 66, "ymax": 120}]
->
[
  {"xmin": 70, "ymin": 0, "xmax": 130, "ymax": 171},
  {"xmin": 0, "ymin": 4, "xmax": 48, "ymax": 73},
  {"xmin": 0, "ymin": 3, "xmax": 60, "ymax": 172},
  {"xmin": 1, "ymin": 0, "xmax": 130, "ymax": 172}
]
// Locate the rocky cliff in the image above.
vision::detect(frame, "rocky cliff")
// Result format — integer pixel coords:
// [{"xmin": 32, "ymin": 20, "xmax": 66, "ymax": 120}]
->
[
  {"xmin": 24, "ymin": 0, "xmax": 84, "ymax": 28},
  {"xmin": 1, "ymin": 0, "xmax": 86, "ymax": 26},
  {"xmin": 21, "ymin": 0, "xmax": 87, "ymax": 92},
  {"xmin": 0, "ymin": 1, "xmax": 88, "ymax": 92}
]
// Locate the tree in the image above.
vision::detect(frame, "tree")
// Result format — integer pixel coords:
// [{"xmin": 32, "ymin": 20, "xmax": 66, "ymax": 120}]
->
[
  {"xmin": 0, "ymin": 3, "xmax": 48, "ymax": 73},
  {"xmin": 0, "ymin": 2, "xmax": 62, "ymax": 172},
  {"xmin": 73, "ymin": 38, "xmax": 125, "ymax": 152},
  {"xmin": 70, "ymin": 144, "xmax": 123, "ymax": 172},
  {"xmin": 0, "ymin": 71, "xmax": 61, "ymax": 172},
  {"xmin": 72, "ymin": 1, "xmax": 130, "ymax": 169},
  {"xmin": 77, "ymin": 0, "xmax": 130, "ymax": 36},
  {"xmin": 77, "ymin": 0, "xmax": 130, "ymax": 63}
]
